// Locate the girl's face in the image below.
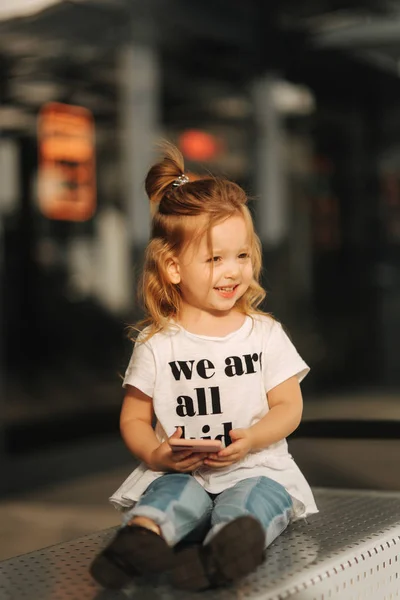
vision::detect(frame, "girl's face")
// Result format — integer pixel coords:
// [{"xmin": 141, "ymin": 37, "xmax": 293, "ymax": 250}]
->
[{"xmin": 169, "ymin": 214, "xmax": 254, "ymax": 317}]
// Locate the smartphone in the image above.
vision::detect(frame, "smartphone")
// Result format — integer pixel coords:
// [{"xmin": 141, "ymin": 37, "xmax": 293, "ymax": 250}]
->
[{"xmin": 169, "ymin": 438, "xmax": 222, "ymax": 453}]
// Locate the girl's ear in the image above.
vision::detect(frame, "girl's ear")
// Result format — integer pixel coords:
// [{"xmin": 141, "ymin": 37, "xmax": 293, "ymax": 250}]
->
[{"xmin": 165, "ymin": 256, "xmax": 181, "ymax": 284}]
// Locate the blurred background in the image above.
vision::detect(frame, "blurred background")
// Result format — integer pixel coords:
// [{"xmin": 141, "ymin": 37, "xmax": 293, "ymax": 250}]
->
[{"xmin": 0, "ymin": 0, "xmax": 399, "ymax": 561}]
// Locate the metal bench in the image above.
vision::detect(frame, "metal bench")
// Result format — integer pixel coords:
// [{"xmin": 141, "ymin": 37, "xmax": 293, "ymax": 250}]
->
[{"xmin": 1, "ymin": 488, "xmax": 400, "ymax": 600}]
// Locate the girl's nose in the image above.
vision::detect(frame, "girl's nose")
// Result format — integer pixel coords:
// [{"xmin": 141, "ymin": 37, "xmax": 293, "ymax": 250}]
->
[{"xmin": 224, "ymin": 261, "xmax": 240, "ymax": 278}]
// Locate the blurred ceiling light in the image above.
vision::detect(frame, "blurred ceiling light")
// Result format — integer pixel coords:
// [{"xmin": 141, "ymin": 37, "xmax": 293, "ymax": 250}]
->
[
  {"xmin": 12, "ymin": 56, "xmax": 43, "ymax": 78},
  {"xmin": 271, "ymin": 81, "xmax": 315, "ymax": 115},
  {"xmin": 313, "ymin": 17, "xmax": 400, "ymax": 47},
  {"xmin": 68, "ymin": 44, "xmax": 101, "ymax": 62},
  {"xmin": 0, "ymin": 33, "xmax": 47, "ymax": 56},
  {"xmin": 12, "ymin": 80, "xmax": 66, "ymax": 105},
  {"xmin": 210, "ymin": 97, "xmax": 251, "ymax": 118},
  {"xmin": 304, "ymin": 9, "xmax": 371, "ymax": 34},
  {"xmin": 74, "ymin": 0, "xmax": 127, "ymax": 6},
  {"xmin": 72, "ymin": 91, "xmax": 114, "ymax": 112},
  {"xmin": 0, "ymin": 0, "xmax": 61, "ymax": 21},
  {"xmin": 0, "ymin": 106, "xmax": 35, "ymax": 129}
]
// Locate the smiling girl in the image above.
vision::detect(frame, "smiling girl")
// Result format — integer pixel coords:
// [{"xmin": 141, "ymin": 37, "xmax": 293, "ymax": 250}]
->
[{"xmin": 90, "ymin": 143, "xmax": 317, "ymax": 592}]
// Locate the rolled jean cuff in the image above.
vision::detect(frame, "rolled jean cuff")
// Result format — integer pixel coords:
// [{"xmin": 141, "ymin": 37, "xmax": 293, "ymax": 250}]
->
[{"xmin": 125, "ymin": 505, "xmax": 178, "ymax": 546}]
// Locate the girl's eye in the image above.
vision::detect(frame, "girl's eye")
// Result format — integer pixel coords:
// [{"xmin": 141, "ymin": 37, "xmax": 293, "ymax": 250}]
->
[
  {"xmin": 239, "ymin": 253, "xmax": 250, "ymax": 259},
  {"xmin": 207, "ymin": 256, "xmax": 221, "ymax": 263}
]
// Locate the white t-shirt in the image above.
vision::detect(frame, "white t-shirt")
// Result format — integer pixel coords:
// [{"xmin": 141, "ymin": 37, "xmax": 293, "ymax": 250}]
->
[{"xmin": 110, "ymin": 314, "xmax": 318, "ymax": 520}]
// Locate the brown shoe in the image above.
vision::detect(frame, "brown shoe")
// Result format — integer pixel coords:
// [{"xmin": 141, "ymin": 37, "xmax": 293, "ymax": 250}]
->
[
  {"xmin": 170, "ymin": 516, "xmax": 265, "ymax": 591},
  {"xmin": 90, "ymin": 525, "xmax": 174, "ymax": 590}
]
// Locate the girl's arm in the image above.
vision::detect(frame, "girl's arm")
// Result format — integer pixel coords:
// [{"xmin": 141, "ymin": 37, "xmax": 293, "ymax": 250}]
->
[
  {"xmin": 120, "ymin": 385, "xmax": 160, "ymax": 465},
  {"xmin": 248, "ymin": 375, "xmax": 303, "ymax": 450},
  {"xmin": 204, "ymin": 376, "xmax": 303, "ymax": 468},
  {"xmin": 120, "ymin": 385, "xmax": 207, "ymax": 472}
]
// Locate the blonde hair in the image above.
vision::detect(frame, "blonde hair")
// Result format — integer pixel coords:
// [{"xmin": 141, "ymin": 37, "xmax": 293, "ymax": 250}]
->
[{"xmin": 132, "ymin": 142, "xmax": 267, "ymax": 341}]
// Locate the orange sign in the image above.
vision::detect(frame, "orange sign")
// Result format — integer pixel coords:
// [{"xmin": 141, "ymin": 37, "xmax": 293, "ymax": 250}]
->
[{"xmin": 37, "ymin": 102, "xmax": 96, "ymax": 221}]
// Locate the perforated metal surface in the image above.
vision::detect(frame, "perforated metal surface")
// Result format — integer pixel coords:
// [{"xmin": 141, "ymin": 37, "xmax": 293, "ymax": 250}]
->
[{"xmin": 1, "ymin": 489, "xmax": 400, "ymax": 600}]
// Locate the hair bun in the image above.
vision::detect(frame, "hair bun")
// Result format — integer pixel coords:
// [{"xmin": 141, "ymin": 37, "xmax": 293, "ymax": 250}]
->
[{"xmin": 145, "ymin": 142, "xmax": 186, "ymax": 206}]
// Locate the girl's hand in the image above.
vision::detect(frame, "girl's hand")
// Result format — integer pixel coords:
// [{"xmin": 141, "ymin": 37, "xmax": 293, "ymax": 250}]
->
[
  {"xmin": 149, "ymin": 427, "xmax": 207, "ymax": 473},
  {"xmin": 204, "ymin": 428, "xmax": 253, "ymax": 469}
]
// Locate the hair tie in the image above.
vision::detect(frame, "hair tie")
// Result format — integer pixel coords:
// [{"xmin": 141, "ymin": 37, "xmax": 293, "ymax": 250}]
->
[{"xmin": 172, "ymin": 174, "xmax": 189, "ymax": 188}]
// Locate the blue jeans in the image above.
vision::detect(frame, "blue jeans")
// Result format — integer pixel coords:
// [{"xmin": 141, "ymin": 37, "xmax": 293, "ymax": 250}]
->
[{"xmin": 123, "ymin": 474, "xmax": 293, "ymax": 548}]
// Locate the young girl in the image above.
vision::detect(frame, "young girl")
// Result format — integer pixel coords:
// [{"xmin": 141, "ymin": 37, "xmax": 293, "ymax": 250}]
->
[{"xmin": 90, "ymin": 144, "xmax": 318, "ymax": 592}]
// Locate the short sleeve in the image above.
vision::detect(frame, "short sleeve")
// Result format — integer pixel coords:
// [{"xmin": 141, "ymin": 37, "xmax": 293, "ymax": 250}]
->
[
  {"xmin": 123, "ymin": 338, "xmax": 156, "ymax": 397},
  {"xmin": 263, "ymin": 321, "xmax": 309, "ymax": 393}
]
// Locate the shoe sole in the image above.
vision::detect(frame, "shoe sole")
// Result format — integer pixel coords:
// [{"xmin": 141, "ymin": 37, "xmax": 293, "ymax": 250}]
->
[
  {"xmin": 171, "ymin": 516, "xmax": 265, "ymax": 591},
  {"xmin": 90, "ymin": 526, "xmax": 174, "ymax": 589},
  {"xmin": 90, "ymin": 551, "xmax": 133, "ymax": 590}
]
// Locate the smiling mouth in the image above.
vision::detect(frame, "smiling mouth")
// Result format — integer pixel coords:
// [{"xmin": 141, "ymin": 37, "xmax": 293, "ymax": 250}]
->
[{"xmin": 214, "ymin": 284, "xmax": 239, "ymax": 292}]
